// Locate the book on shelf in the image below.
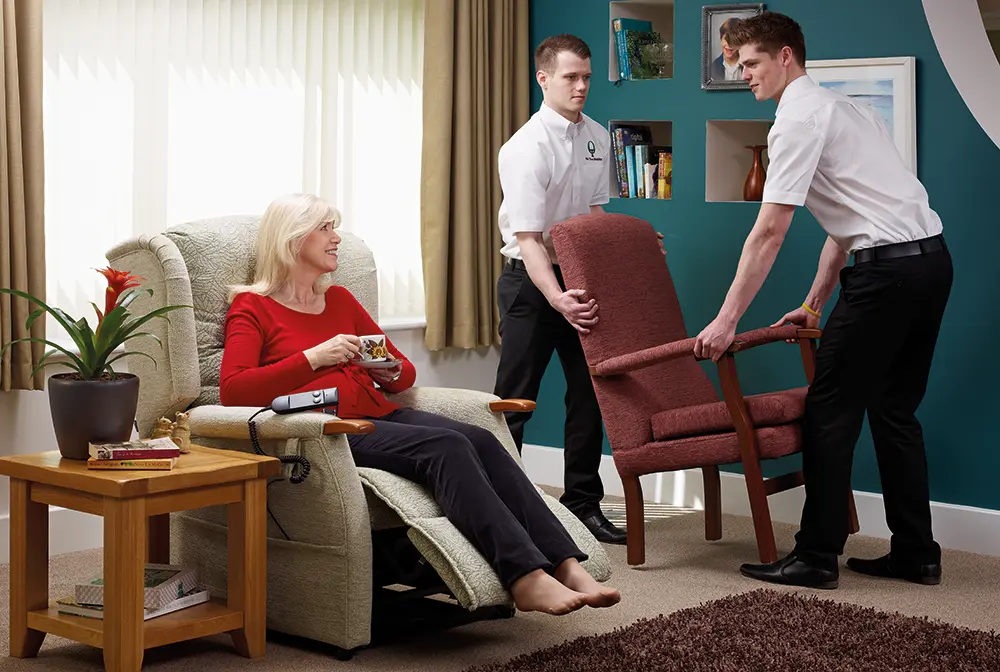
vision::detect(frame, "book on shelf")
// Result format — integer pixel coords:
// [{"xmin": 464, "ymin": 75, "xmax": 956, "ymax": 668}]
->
[
  {"xmin": 612, "ymin": 18, "xmax": 652, "ymax": 80},
  {"xmin": 89, "ymin": 436, "xmax": 181, "ymax": 461},
  {"xmin": 56, "ymin": 586, "xmax": 210, "ymax": 621},
  {"xmin": 75, "ymin": 563, "xmax": 200, "ymax": 610}
]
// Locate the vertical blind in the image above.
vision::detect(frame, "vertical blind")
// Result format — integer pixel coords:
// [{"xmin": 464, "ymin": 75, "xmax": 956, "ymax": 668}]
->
[{"xmin": 43, "ymin": 0, "xmax": 425, "ymax": 340}]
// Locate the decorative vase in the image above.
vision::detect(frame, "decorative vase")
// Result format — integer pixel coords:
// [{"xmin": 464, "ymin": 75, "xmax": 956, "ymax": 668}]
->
[
  {"xmin": 744, "ymin": 145, "xmax": 768, "ymax": 201},
  {"xmin": 48, "ymin": 373, "xmax": 140, "ymax": 459}
]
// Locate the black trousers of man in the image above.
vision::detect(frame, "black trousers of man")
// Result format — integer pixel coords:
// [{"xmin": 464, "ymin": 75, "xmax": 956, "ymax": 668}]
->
[
  {"xmin": 794, "ymin": 236, "xmax": 953, "ymax": 571},
  {"xmin": 492, "ymin": 259, "xmax": 605, "ymax": 518},
  {"xmin": 348, "ymin": 407, "xmax": 586, "ymax": 588}
]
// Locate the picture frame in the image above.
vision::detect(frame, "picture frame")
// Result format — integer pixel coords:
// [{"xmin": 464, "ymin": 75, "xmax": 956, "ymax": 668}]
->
[
  {"xmin": 805, "ymin": 57, "xmax": 917, "ymax": 173},
  {"xmin": 701, "ymin": 3, "xmax": 765, "ymax": 91}
]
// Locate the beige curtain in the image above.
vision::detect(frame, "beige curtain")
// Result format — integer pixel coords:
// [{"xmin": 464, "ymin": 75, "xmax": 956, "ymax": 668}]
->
[
  {"xmin": 421, "ymin": 0, "xmax": 530, "ymax": 350},
  {"xmin": 0, "ymin": 0, "xmax": 45, "ymax": 391}
]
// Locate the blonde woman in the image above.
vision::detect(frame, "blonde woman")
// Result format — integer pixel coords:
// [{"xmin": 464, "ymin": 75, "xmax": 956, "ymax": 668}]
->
[{"xmin": 220, "ymin": 193, "xmax": 620, "ymax": 616}]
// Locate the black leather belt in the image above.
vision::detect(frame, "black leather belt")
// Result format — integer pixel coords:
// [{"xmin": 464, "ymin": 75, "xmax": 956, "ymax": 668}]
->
[{"xmin": 853, "ymin": 234, "xmax": 945, "ymax": 265}]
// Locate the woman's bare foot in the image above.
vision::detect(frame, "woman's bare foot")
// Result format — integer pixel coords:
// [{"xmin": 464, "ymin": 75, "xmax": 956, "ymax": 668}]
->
[
  {"xmin": 554, "ymin": 559, "xmax": 621, "ymax": 608},
  {"xmin": 510, "ymin": 569, "xmax": 588, "ymax": 615}
]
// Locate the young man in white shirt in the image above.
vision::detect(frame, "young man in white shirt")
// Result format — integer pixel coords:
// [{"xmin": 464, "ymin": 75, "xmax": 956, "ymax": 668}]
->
[
  {"xmin": 492, "ymin": 34, "xmax": 626, "ymax": 545},
  {"xmin": 694, "ymin": 12, "xmax": 952, "ymax": 589}
]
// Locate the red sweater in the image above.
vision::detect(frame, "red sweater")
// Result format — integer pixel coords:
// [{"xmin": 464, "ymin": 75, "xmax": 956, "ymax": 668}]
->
[{"xmin": 219, "ymin": 286, "xmax": 416, "ymax": 418}]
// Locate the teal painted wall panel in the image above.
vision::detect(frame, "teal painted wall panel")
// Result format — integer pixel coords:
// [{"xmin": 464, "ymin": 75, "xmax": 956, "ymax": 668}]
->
[{"xmin": 525, "ymin": 0, "xmax": 1000, "ymax": 509}]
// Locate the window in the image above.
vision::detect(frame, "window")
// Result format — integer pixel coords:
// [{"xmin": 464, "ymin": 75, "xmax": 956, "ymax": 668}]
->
[{"xmin": 43, "ymin": 0, "xmax": 426, "ymax": 344}]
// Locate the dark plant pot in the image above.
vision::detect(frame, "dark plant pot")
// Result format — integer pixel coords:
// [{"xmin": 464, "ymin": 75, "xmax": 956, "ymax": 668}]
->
[{"xmin": 48, "ymin": 373, "xmax": 140, "ymax": 460}]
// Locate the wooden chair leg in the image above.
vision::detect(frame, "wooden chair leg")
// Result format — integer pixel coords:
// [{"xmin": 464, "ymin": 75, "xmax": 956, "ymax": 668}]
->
[
  {"xmin": 621, "ymin": 474, "xmax": 646, "ymax": 566},
  {"xmin": 743, "ymin": 462, "xmax": 778, "ymax": 564},
  {"xmin": 848, "ymin": 490, "xmax": 860, "ymax": 534},
  {"xmin": 703, "ymin": 466, "xmax": 722, "ymax": 541}
]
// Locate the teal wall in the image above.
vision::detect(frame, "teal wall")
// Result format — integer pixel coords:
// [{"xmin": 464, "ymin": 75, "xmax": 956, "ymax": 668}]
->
[{"xmin": 526, "ymin": 0, "xmax": 1000, "ymax": 511}]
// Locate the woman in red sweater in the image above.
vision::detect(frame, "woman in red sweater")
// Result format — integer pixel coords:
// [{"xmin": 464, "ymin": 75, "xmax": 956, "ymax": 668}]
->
[{"xmin": 220, "ymin": 193, "xmax": 619, "ymax": 616}]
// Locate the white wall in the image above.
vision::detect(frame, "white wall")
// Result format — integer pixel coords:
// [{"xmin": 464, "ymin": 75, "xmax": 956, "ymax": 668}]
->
[{"xmin": 0, "ymin": 329, "xmax": 500, "ymax": 561}]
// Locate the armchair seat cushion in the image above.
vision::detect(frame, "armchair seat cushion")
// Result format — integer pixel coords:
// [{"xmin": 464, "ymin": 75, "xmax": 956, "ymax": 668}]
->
[
  {"xmin": 651, "ymin": 387, "xmax": 807, "ymax": 441},
  {"xmin": 617, "ymin": 424, "xmax": 803, "ymax": 477}
]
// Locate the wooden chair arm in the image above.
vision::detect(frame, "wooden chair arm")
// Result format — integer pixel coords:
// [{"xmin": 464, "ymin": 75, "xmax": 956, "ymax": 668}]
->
[
  {"xmin": 488, "ymin": 398, "xmax": 537, "ymax": 412},
  {"xmin": 323, "ymin": 419, "xmax": 375, "ymax": 435}
]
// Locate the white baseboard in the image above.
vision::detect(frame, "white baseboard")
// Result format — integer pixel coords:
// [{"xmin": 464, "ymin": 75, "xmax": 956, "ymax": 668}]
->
[
  {"xmin": 0, "ymin": 507, "xmax": 104, "ymax": 564},
  {"xmin": 522, "ymin": 443, "xmax": 1000, "ymax": 558}
]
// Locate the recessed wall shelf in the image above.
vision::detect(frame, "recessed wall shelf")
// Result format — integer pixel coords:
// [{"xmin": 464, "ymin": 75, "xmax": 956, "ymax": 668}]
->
[
  {"xmin": 608, "ymin": 119, "xmax": 672, "ymax": 200},
  {"xmin": 609, "ymin": 1, "xmax": 675, "ymax": 82},
  {"xmin": 705, "ymin": 120, "xmax": 772, "ymax": 203}
]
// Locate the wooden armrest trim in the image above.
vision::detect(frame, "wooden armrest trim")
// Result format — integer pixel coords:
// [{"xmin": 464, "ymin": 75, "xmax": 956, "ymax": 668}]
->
[
  {"xmin": 489, "ymin": 398, "xmax": 537, "ymax": 412},
  {"xmin": 323, "ymin": 419, "xmax": 375, "ymax": 435}
]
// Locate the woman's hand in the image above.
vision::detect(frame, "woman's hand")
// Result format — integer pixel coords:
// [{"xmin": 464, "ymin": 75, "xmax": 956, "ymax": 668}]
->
[
  {"xmin": 303, "ymin": 334, "xmax": 362, "ymax": 370},
  {"xmin": 369, "ymin": 360, "xmax": 404, "ymax": 386}
]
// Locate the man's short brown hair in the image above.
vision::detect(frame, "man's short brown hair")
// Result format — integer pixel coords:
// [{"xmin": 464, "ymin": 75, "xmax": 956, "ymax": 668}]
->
[
  {"xmin": 535, "ymin": 34, "xmax": 591, "ymax": 73},
  {"xmin": 726, "ymin": 11, "xmax": 806, "ymax": 66}
]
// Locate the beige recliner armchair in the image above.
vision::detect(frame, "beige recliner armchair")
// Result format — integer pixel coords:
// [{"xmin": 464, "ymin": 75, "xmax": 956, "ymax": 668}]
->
[{"xmin": 105, "ymin": 215, "xmax": 611, "ymax": 655}]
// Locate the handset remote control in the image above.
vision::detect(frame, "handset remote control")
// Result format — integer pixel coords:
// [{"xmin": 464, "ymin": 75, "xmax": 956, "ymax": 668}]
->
[{"xmin": 270, "ymin": 387, "xmax": 339, "ymax": 414}]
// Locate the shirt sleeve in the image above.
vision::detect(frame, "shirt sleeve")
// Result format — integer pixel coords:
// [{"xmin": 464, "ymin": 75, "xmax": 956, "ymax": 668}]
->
[
  {"xmin": 218, "ymin": 294, "xmax": 316, "ymax": 407},
  {"xmin": 344, "ymin": 289, "xmax": 417, "ymax": 393},
  {"xmin": 590, "ymin": 128, "xmax": 611, "ymax": 206},
  {"xmin": 761, "ymin": 118, "xmax": 824, "ymax": 206},
  {"xmin": 498, "ymin": 143, "xmax": 550, "ymax": 233}
]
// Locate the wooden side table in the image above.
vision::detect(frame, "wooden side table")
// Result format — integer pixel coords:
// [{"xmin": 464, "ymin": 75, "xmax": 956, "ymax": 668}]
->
[{"xmin": 0, "ymin": 445, "xmax": 280, "ymax": 672}]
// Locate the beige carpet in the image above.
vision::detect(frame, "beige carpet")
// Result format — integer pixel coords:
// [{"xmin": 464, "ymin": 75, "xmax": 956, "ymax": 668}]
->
[{"xmin": 2, "ymin": 510, "xmax": 999, "ymax": 672}]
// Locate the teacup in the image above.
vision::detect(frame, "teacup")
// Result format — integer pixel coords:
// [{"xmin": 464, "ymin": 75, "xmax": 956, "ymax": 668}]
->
[{"xmin": 359, "ymin": 334, "xmax": 389, "ymax": 362}]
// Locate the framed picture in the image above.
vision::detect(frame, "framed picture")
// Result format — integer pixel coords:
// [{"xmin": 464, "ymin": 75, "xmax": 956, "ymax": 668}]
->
[
  {"xmin": 805, "ymin": 57, "xmax": 917, "ymax": 173},
  {"xmin": 701, "ymin": 3, "xmax": 764, "ymax": 91}
]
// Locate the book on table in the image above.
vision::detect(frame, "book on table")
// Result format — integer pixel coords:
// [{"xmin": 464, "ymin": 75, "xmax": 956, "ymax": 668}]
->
[
  {"xmin": 74, "ymin": 563, "xmax": 200, "ymax": 610},
  {"xmin": 88, "ymin": 436, "xmax": 181, "ymax": 461},
  {"xmin": 56, "ymin": 586, "xmax": 210, "ymax": 621}
]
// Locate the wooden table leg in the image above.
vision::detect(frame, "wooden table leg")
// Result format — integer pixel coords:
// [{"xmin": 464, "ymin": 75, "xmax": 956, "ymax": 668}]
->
[
  {"xmin": 227, "ymin": 478, "xmax": 266, "ymax": 658},
  {"xmin": 147, "ymin": 513, "xmax": 171, "ymax": 564},
  {"xmin": 10, "ymin": 479, "xmax": 47, "ymax": 657},
  {"xmin": 102, "ymin": 497, "xmax": 146, "ymax": 672}
]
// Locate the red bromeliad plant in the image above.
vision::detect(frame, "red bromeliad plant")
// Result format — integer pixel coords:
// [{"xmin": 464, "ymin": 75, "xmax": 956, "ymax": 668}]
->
[{"xmin": 0, "ymin": 267, "xmax": 189, "ymax": 380}]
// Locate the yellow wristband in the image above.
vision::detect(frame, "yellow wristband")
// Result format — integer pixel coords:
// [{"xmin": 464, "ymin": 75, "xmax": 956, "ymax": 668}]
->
[{"xmin": 801, "ymin": 303, "xmax": 822, "ymax": 318}]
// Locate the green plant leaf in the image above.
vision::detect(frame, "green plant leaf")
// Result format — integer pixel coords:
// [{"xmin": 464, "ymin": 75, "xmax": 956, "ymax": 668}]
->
[
  {"xmin": 118, "ymin": 304, "xmax": 191, "ymax": 342},
  {"xmin": 120, "ymin": 331, "xmax": 163, "ymax": 349},
  {"xmin": 118, "ymin": 287, "xmax": 153, "ymax": 310},
  {"xmin": 0, "ymin": 288, "xmax": 90, "ymax": 359},
  {"xmin": 30, "ymin": 348, "xmax": 69, "ymax": 378},
  {"xmin": 104, "ymin": 350, "xmax": 158, "ymax": 371},
  {"xmin": 25, "ymin": 308, "xmax": 45, "ymax": 331},
  {"xmin": 0, "ymin": 337, "xmax": 88, "ymax": 376}
]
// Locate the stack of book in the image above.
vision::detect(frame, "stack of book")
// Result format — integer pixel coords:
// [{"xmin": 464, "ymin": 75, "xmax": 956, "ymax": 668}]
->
[
  {"xmin": 87, "ymin": 437, "xmax": 181, "ymax": 471},
  {"xmin": 56, "ymin": 563, "xmax": 207, "ymax": 620}
]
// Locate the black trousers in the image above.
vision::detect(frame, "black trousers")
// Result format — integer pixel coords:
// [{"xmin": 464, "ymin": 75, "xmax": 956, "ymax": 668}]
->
[
  {"xmin": 347, "ymin": 407, "xmax": 586, "ymax": 588},
  {"xmin": 493, "ymin": 260, "xmax": 606, "ymax": 517},
  {"xmin": 794, "ymin": 241, "xmax": 953, "ymax": 570}
]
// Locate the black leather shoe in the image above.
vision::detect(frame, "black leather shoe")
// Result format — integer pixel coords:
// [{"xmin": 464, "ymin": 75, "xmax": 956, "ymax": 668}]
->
[
  {"xmin": 577, "ymin": 511, "xmax": 627, "ymax": 545},
  {"xmin": 846, "ymin": 553, "xmax": 941, "ymax": 585},
  {"xmin": 740, "ymin": 553, "xmax": 839, "ymax": 589}
]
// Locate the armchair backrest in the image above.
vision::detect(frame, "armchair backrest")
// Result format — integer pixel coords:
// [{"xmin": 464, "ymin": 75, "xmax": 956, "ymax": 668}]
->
[
  {"xmin": 106, "ymin": 215, "xmax": 378, "ymax": 436},
  {"xmin": 550, "ymin": 213, "xmax": 718, "ymax": 451}
]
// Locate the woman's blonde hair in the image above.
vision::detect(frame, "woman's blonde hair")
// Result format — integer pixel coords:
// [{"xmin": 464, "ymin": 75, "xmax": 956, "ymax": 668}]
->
[{"xmin": 229, "ymin": 193, "xmax": 341, "ymax": 302}]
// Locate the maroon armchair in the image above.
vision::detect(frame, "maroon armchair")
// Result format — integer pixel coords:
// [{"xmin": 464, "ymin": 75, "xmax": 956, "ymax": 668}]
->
[{"xmin": 550, "ymin": 212, "xmax": 858, "ymax": 566}]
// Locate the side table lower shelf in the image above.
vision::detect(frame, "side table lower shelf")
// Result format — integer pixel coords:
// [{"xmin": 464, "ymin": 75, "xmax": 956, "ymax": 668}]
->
[{"xmin": 27, "ymin": 598, "xmax": 242, "ymax": 650}]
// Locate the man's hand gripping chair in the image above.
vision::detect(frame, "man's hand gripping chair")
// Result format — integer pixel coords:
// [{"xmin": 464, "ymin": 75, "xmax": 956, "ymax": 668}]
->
[
  {"xmin": 550, "ymin": 213, "xmax": 858, "ymax": 566},
  {"xmin": 105, "ymin": 216, "xmax": 611, "ymax": 656}
]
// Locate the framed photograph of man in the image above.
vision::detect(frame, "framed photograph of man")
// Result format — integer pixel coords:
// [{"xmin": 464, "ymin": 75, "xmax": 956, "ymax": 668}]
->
[{"xmin": 701, "ymin": 3, "xmax": 765, "ymax": 90}]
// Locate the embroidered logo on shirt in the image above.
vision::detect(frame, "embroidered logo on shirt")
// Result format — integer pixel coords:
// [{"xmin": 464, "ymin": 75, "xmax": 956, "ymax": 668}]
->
[{"xmin": 585, "ymin": 140, "xmax": 603, "ymax": 162}]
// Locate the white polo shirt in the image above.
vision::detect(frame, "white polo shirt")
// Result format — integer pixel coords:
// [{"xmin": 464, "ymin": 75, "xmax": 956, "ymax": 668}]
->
[
  {"xmin": 762, "ymin": 75, "xmax": 943, "ymax": 253},
  {"xmin": 497, "ymin": 102, "xmax": 611, "ymax": 263}
]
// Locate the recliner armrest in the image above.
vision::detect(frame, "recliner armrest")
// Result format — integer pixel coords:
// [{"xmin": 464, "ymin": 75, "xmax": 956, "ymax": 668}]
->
[
  {"xmin": 589, "ymin": 326, "xmax": 821, "ymax": 377},
  {"xmin": 188, "ymin": 405, "xmax": 374, "ymax": 439}
]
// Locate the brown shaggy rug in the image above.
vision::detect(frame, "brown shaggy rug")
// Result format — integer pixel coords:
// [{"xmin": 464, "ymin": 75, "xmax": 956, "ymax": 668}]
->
[{"xmin": 464, "ymin": 589, "xmax": 1000, "ymax": 672}]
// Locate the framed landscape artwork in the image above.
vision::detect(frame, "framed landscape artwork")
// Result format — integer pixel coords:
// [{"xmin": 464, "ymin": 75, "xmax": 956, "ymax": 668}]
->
[{"xmin": 805, "ymin": 56, "xmax": 918, "ymax": 173}]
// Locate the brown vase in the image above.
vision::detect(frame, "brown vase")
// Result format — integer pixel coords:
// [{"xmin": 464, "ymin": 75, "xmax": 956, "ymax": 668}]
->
[
  {"xmin": 48, "ymin": 373, "xmax": 140, "ymax": 459},
  {"xmin": 744, "ymin": 145, "xmax": 768, "ymax": 201}
]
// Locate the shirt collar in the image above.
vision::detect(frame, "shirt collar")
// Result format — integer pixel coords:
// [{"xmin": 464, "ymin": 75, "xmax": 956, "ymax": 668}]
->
[
  {"xmin": 776, "ymin": 74, "xmax": 816, "ymax": 115},
  {"xmin": 539, "ymin": 102, "xmax": 585, "ymax": 139}
]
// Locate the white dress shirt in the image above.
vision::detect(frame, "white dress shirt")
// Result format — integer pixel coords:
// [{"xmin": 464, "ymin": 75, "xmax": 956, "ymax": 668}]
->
[
  {"xmin": 497, "ymin": 102, "xmax": 611, "ymax": 263},
  {"xmin": 762, "ymin": 75, "xmax": 943, "ymax": 253}
]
